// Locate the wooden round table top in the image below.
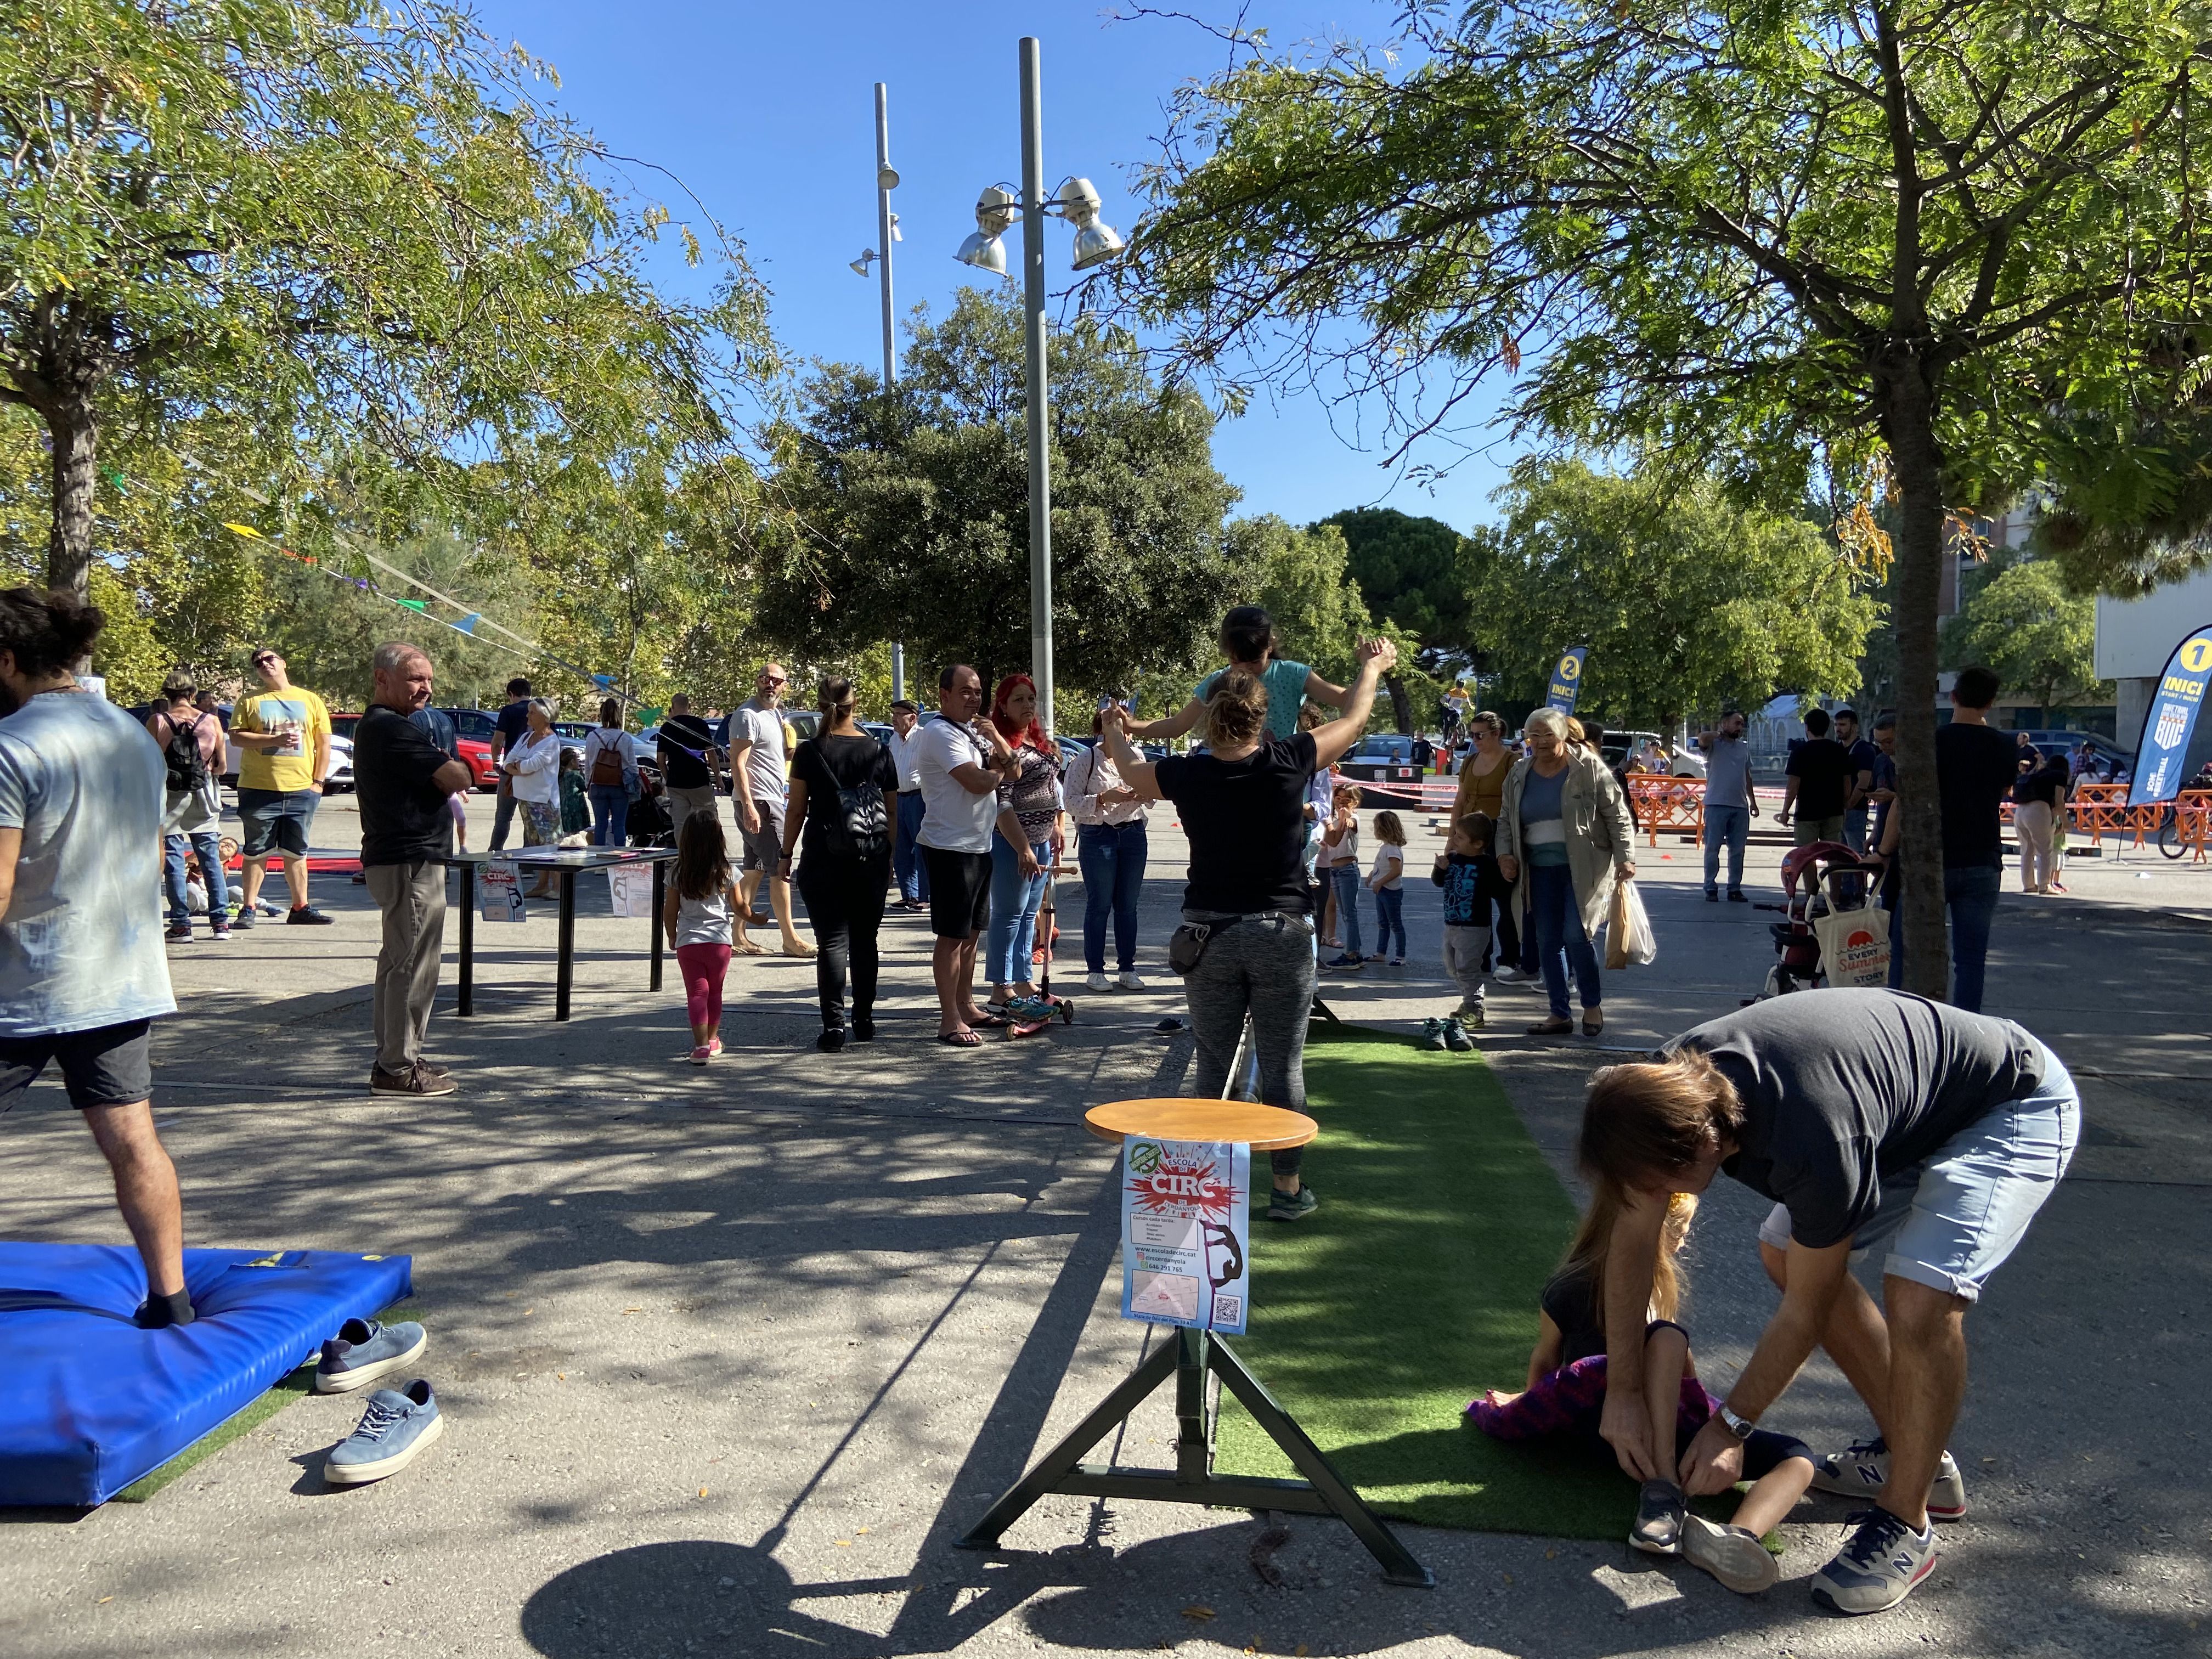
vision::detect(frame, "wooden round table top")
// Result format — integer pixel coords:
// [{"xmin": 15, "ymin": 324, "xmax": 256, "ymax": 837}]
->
[{"xmin": 1082, "ymin": 1097, "xmax": 1318, "ymax": 1151}]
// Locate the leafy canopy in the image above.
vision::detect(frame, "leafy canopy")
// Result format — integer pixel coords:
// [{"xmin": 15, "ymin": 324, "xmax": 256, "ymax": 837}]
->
[
  {"xmin": 1468, "ymin": 461, "xmax": 1878, "ymax": 725},
  {"xmin": 1, "ymin": 0, "xmax": 774, "ymax": 590},
  {"xmin": 755, "ymin": 288, "xmax": 1240, "ymax": 695},
  {"xmin": 1942, "ymin": 557, "xmax": 2111, "ymax": 713},
  {"xmin": 1317, "ymin": 506, "xmax": 1475, "ymax": 660}
]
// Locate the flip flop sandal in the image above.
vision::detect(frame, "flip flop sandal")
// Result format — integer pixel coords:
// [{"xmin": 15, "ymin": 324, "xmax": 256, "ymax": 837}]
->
[
  {"xmin": 936, "ymin": 1029, "xmax": 984, "ymax": 1047},
  {"xmin": 731, "ymin": 941, "xmax": 768, "ymax": 957},
  {"xmin": 969, "ymin": 1012, "xmax": 1012, "ymax": 1029},
  {"xmin": 783, "ymin": 943, "xmax": 817, "ymax": 958}
]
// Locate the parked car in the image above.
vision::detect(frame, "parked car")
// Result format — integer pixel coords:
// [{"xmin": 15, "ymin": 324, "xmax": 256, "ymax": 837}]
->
[
  {"xmin": 2006, "ymin": 728, "xmax": 2132, "ymax": 777},
  {"xmin": 432, "ymin": 707, "xmax": 517, "ymax": 792},
  {"xmin": 1339, "ymin": 735, "xmax": 1424, "ymax": 803}
]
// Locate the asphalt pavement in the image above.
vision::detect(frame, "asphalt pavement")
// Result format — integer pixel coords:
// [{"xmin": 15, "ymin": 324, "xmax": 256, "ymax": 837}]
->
[{"xmin": 3, "ymin": 791, "xmax": 2207, "ymax": 1657}]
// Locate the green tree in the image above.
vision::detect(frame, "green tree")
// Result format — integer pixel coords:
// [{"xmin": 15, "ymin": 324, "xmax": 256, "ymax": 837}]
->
[
  {"xmin": 755, "ymin": 289, "xmax": 1240, "ymax": 695},
  {"xmin": 1943, "ymin": 558, "xmax": 2110, "ymax": 715},
  {"xmin": 2, "ymin": 0, "xmax": 772, "ymax": 595},
  {"xmin": 1469, "ymin": 462, "xmax": 1877, "ymax": 730},
  {"xmin": 1316, "ymin": 506, "xmax": 1472, "ymax": 661},
  {"xmin": 1110, "ymin": 0, "xmax": 2209, "ymax": 996}
]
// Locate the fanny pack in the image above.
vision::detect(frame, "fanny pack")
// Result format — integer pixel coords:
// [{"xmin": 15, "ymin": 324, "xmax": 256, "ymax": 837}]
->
[{"xmin": 1168, "ymin": 909, "xmax": 1306, "ymax": 975}]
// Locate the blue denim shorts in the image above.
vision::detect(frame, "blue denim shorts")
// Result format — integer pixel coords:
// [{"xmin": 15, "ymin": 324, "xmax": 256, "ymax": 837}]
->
[{"xmin": 1758, "ymin": 1039, "xmax": 2078, "ymax": 1302}]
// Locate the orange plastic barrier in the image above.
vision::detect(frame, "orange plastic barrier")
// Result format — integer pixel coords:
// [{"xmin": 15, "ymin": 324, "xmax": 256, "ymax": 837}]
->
[{"xmin": 1627, "ymin": 775, "xmax": 1705, "ymax": 845}]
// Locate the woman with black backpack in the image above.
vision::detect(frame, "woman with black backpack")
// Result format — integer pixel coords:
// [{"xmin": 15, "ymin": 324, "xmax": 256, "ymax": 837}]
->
[{"xmin": 780, "ymin": 676, "xmax": 898, "ymax": 1051}]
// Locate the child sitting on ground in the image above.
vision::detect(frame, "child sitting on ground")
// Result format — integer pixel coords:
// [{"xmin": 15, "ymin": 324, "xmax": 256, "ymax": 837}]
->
[
  {"xmin": 662, "ymin": 811, "xmax": 744, "ymax": 1066},
  {"xmin": 1427, "ymin": 812, "xmax": 1498, "ymax": 1048},
  {"xmin": 1367, "ymin": 809, "xmax": 1409, "ymax": 964},
  {"xmin": 1468, "ymin": 1187, "xmax": 1817, "ymax": 1594}
]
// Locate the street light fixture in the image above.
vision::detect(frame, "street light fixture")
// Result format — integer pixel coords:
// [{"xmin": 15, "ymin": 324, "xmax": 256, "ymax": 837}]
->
[{"xmin": 949, "ymin": 39, "xmax": 1127, "ymax": 735}]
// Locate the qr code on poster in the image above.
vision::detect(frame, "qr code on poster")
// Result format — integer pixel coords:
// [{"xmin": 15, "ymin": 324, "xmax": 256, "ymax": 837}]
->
[{"xmin": 1211, "ymin": 1295, "xmax": 1242, "ymax": 1328}]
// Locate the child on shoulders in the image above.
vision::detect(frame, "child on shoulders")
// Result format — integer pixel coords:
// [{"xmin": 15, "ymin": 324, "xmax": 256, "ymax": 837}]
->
[{"xmin": 1469, "ymin": 1186, "xmax": 1816, "ymax": 1594}]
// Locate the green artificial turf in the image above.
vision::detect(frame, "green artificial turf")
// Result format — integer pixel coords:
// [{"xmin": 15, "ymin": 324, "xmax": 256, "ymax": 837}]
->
[{"xmin": 1214, "ymin": 1025, "xmax": 1711, "ymax": 1541}]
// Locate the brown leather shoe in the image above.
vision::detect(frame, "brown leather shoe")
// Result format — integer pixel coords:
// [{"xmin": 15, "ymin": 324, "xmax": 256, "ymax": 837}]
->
[
  {"xmin": 1582, "ymin": 1010, "xmax": 1605, "ymax": 1036},
  {"xmin": 1526, "ymin": 1017, "xmax": 1575, "ymax": 1036}
]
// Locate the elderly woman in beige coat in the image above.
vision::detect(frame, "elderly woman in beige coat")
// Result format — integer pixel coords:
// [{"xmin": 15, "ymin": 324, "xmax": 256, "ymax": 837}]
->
[{"xmin": 1496, "ymin": 707, "xmax": 1636, "ymax": 1036}]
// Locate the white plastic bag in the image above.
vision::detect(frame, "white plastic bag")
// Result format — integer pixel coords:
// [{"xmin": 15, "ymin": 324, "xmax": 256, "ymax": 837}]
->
[{"xmin": 1618, "ymin": 877, "xmax": 1657, "ymax": 966}]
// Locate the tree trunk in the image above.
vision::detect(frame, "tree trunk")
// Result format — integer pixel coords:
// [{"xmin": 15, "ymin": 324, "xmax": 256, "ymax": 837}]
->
[
  {"xmin": 1884, "ymin": 368, "xmax": 1951, "ymax": 1000},
  {"xmin": 46, "ymin": 396, "xmax": 98, "ymax": 598},
  {"xmin": 1383, "ymin": 671, "xmax": 1413, "ymax": 733}
]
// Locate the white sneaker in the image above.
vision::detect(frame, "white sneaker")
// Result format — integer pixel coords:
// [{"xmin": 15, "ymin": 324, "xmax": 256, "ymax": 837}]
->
[
  {"xmin": 1493, "ymin": 966, "xmax": 1534, "ymax": 983},
  {"xmin": 1116, "ymin": 970, "xmax": 1147, "ymax": 990},
  {"xmin": 1085, "ymin": 972, "xmax": 1113, "ymax": 992},
  {"xmin": 1810, "ymin": 1438, "xmax": 1967, "ymax": 1520}
]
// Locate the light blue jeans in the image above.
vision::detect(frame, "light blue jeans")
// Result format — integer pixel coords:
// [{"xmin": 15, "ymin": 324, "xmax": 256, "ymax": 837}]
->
[
  {"xmin": 1329, "ymin": 864, "xmax": 1363, "ymax": 957},
  {"xmin": 1758, "ymin": 1040, "xmax": 2078, "ymax": 1303},
  {"xmin": 986, "ymin": 830, "xmax": 1050, "ymax": 988},
  {"xmin": 1703, "ymin": 803, "xmax": 1748, "ymax": 893}
]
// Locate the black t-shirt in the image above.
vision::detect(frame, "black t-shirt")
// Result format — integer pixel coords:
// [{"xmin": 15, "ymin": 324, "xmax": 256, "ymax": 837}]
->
[
  {"xmin": 493, "ymin": 698, "xmax": 531, "ymax": 756},
  {"xmin": 1786, "ymin": 737, "xmax": 1855, "ymax": 820},
  {"xmin": 1539, "ymin": 1262, "xmax": 1605, "ymax": 1367},
  {"xmin": 2013, "ymin": 755, "xmax": 2070, "ymax": 809},
  {"xmin": 790, "ymin": 733, "xmax": 898, "ymax": 859},
  {"xmin": 1937, "ymin": 721, "xmax": 2018, "ymax": 870},
  {"xmin": 1668, "ymin": 989, "xmax": 2045, "ymax": 1249},
  {"xmin": 1846, "ymin": 738, "xmax": 1879, "ymax": 798},
  {"xmin": 356, "ymin": 703, "xmax": 455, "ymax": 867},
  {"xmin": 658, "ymin": 713, "xmax": 715, "ymax": 790},
  {"xmin": 1154, "ymin": 732, "xmax": 1318, "ymax": 915}
]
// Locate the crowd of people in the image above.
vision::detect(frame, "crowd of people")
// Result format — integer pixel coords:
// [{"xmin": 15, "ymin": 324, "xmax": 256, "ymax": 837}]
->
[{"xmin": 0, "ymin": 578, "xmax": 2099, "ymax": 1618}]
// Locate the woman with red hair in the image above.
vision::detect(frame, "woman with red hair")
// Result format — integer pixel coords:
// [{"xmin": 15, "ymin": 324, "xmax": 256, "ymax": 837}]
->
[{"xmin": 984, "ymin": 673, "xmax": 1066, "ymax": 1020}]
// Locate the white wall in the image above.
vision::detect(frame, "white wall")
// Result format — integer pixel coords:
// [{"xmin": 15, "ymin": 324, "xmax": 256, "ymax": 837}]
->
[{"xmin": 2096, "ymin": 569, "xmax": 2212, "ymax": 678}]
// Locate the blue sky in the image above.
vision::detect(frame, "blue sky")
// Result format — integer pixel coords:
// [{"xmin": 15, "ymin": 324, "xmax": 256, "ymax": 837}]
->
[{"xmin": 469, "ymin": 0, "xmax": 1514, "ymax": 531}]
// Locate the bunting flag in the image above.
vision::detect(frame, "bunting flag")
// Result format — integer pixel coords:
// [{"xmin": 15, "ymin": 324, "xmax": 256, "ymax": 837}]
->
[
  {"xmin": 394, "ymin": 599, "xmax": 428, "ymax": 612},
  {"xmin": 455, "ymin": 614, "xmax": 479, "ymax": 635}
]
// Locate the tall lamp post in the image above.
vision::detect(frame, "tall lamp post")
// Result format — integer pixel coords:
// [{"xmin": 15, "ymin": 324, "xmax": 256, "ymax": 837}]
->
[
  {"xmin": 851, "ymin": 83, "xmax": 906, "ymax": 702},
  {"xmin": 953, "ymin": 36, "xmax": 1123, "ymax": 736}
]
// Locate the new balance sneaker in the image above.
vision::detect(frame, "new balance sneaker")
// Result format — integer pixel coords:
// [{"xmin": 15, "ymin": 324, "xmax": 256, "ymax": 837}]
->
[
  {"xmin": 1116, "ymin": 969, "xmax": 1147, "ymax": 990},
  {"xmin": 324, "ymin": 1380, "xmax": 444, "ymax": 1485},
  {"xmin": 288, "ymin": 905, "xmax": 335, "ymax": 926},
  {"xmin": 1681, "ymin": 1514, "xmax": 1780, "ymax": 1594},
  {"xmin": 1811, "ymin": 1508, "xmax": 1938, "ymax": 1614},
  {"xmin": 315, "ymin": 1318, "xmax": 429, "ymax": 1393},
  {"xmin": 1809, "ymin": 1437, "xmax": 1967, "ymax": 1520},
  {"xmin": 165, "ymin": 922, "xmax": 193, "ymax": 943},
  {"xmin": 1419, "ymin": 1017, "xmax": 1448, "ymax": 1051},
  {"xmin": 1085, "ymin": 972, "xmax": 1114, "ymax": 992},
  {"xmin": 1443, "ymin": 1020, "xmax": 1476, "ymax": 1052},
  {"xmin": 1630, "ymin": 1479, "xmax": 1686, "ymax": 1555},
  {"xmin": 1267, "ymin": 1184, "xmax": 1319, "ymax": 1222}
]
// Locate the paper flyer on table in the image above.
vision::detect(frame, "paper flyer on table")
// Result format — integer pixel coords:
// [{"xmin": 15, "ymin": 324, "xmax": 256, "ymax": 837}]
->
[
  {"xmin": 1118, "ymin": 1136, "xmax": 1250, "ymax": 1334},
  {"xmin": 480, "ymin": 858, "xmax": 526, "ymax": 923}
]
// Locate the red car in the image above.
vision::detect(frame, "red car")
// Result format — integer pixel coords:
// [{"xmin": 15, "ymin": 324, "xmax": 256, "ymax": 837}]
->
[{"xmin": 332, "ymin": 709, "xmax": 503, "ymax": 792}]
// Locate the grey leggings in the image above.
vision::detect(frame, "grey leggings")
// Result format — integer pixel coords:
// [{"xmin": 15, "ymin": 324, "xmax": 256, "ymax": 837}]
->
[{"xmin": 1182, "ymin": 912, "xmax": 1318, "ymax": 1177}]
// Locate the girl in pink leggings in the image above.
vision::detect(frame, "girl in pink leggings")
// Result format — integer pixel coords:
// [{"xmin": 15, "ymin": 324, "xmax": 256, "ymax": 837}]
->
[{"xmin": 663, "ymin": 812, "xmax": 741, "ymax": 1065}]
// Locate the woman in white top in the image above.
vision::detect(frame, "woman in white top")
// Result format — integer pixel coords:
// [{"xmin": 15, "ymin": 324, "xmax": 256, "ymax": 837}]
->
[
  {"xmin": 583, "ymin": 697, "xmax": 641, "ymax": 849},
  {"xmin": 1064, "ymin": 706, "xmax": 1152, "ymax": 992},
  {"xmin": 500, "ymin": 698, "xmax": 563, "ymax": 896}
]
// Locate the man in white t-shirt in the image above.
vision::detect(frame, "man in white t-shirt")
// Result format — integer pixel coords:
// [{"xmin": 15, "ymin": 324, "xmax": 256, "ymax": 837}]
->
[
  {"xmin": 915, "ymin": 664, "xmax": 1019, "ymax": 1043},
  {"xmin": 888, "ymin": 698, "xmax": 930, "ymax": 910},
  {"xmin": 729, "ymin": 662, "xmax": 810, "ymax": 957}
]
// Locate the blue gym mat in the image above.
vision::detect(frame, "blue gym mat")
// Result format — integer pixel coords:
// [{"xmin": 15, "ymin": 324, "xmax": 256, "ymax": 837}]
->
[{"xmin": 0, "ymin": 1243, "xmax": 413, "ymax": 1506}]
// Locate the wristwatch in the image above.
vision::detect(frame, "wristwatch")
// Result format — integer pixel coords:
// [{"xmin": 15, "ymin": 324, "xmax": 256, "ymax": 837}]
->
[{"xmin": 1717, "ymin": 1402, "xmax": 1757, "ymax": 1441}]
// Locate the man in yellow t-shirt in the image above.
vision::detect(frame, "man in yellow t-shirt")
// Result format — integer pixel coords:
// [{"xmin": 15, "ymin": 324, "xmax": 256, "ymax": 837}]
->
[{"xmin": 230, "ymin": 647, "xmax": 334, "ymax": 927}]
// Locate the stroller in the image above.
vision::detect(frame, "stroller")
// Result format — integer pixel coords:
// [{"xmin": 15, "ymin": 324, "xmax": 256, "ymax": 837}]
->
[{"xmin": 1750, "ymin": 841, "xmax": 1872, "ymax": 999}]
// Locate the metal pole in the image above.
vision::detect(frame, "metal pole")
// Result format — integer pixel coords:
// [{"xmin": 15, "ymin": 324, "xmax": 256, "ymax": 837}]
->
[
  {"xmin": 877, "ymin": 81, "xmax": 907, "ymax": 708},
  {"xmin": 1019, "ymin": 36, "xmax": 1054, "ymax": 737}
]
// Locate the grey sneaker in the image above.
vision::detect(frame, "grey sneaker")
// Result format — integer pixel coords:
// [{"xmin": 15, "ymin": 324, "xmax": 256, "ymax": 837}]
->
[
  {"xmin": 1810, "ymin": 1437, "xmax": 1967, "ymax": 1520},
  {"xmin": 1443, "ymin": 1020, "xmax": 1476, "ymax": 1052},
  {"xmin": 1267, "ymin": 1184, "xmax": 1319, "ymax": 1222},
  {"xmin": 315, "ymin": 1317, "xmax": 428, "ymax": 1393},
  {"xmin": 324, "ymin": 1380, "xmax": 444, "ymax": 1485},
  {"xmin": 1630, "ymin": 1479, "xmax": 1685, "ymax": 1554},
  {"xmin": 1811, "ymin": 1508, "xmax": 1938, "ymax": 1614},
  {"xmin": 1682, "ymin": 1514, "xmax": 1780, "ymax": 1594},
  {"xmin": 1419, "ymin": 1017, "xmax": 1448, "ymax": 1051}
]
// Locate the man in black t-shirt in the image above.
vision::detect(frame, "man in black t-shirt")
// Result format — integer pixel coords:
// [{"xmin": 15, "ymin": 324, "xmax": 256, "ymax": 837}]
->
[
  {"xmin": 1833, "ymin": 707, "xmax": 1880, "ymax": 852},
  {"xmin": 1780, "ymin": 707, "xmax": 1854, "ymax": 844},
  {"xmin": 657, "ymin": 692, "xmax": 721, "ymax": 838},
  {"xmin": 1929, "ymin": 667, "xmax": 2016, "ymax": 1012},
  {"xmin": 487, "ymin": 676, "xmax": 533, "ymax": 852},
  {"xmin": 356, "ymin": 644, "xmax": 473, "ymax": 1097},
  {"xmin": 1578, "ymin": 990, "xmax": 2079, "ymax": 1616}
]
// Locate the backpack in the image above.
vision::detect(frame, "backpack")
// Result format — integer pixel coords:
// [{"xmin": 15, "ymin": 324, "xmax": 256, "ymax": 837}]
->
[
  {"xmin": 818, "ymin": 775, "xmax": 890, "ymax": 860},
  {"xmin": 588, "ymin": 732, "xmax": 625, "ymax": 789},
  {"xmin": 164, "ymin": 714, "xmax": 210, "ymax": 793}
]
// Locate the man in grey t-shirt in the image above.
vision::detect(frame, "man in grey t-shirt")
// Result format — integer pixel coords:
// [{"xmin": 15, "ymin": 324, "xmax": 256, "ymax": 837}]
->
[
  {"xmin": 729, "ymin": 662, "xmax": 810, "ymax": 957},
  {"xmin": 1576, "ymin": 990, "xmax": 2079, "ymax": 1615},
  {"xmin": 1700, "ymin": 710, "xmax": 1758, "ymax": 901},
  {"xmin": 0, "ymin": 588, "xmax": 194, "ymax": 1330}
]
